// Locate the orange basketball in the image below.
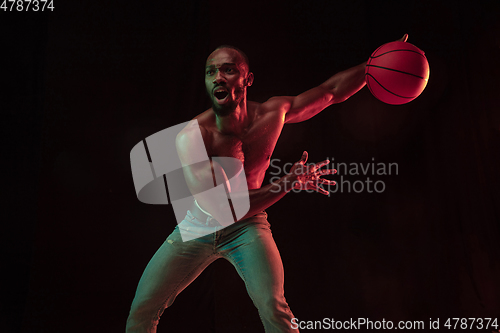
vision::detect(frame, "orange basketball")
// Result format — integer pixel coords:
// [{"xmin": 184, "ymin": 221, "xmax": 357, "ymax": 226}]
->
[{"xmin": 365, "ymin": 41, "xmax": 430, "ymax": 105}]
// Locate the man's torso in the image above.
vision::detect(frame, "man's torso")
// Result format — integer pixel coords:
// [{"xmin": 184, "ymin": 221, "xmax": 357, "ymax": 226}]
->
[{"xmin": 195, "ymin": 99, "xmax": 287, "ymax": 189}]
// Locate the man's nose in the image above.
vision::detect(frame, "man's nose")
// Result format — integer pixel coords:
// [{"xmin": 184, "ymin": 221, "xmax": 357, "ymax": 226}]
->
[{"xmin": 213, "ymin": 70, "xmax": 225, "ymax": 84}]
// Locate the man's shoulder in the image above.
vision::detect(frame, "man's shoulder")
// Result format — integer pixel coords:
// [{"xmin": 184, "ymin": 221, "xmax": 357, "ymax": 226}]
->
[
  {"xmin": 178, "ymin": 109, "xmax": 213, "ymax": 134},
  {"xmin": 249, "ymin": 97, "xmax": 291, "ymax": 120},
  {"xmin": 177, "ymin": 112, "xmax": 211, "ymax": 144},
  {"xmin": 176, "ymin": 117, "xmax": 212, "ymax": 162}
]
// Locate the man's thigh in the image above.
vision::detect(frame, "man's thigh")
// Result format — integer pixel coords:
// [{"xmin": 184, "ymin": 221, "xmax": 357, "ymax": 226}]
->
[
  {"xmin": 132, "ymin": 227, "xmax": 217, "ymax": 309},
  {"xmin": 221, "ymin": 222, "xmax": 285, "ymax": 296}
]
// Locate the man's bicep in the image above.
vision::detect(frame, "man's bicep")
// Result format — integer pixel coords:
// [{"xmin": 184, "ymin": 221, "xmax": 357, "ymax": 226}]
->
[
  {"xmin": 280, "ymin": 86, "xmax": 335, "ymax": 123},
  {"xmin": 176, "ymin": 127, "xmax": 216, "ymax": 195},
  {"xmin": 176, "ymin": 130, "xmax": 233, "ymax": 216},
  {"xmin": 180, "ymin": 160, "xmax": 215, "ymax": 196},
  {"xmin": 175, "ymin": 125, "xmax": 208, "ymax": 166}
]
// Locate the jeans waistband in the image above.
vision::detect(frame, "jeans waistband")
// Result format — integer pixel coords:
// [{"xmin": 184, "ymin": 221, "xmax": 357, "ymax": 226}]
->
[{"xmin": 185, "ymin": 209, "xmax": 268, "ymax": 227}]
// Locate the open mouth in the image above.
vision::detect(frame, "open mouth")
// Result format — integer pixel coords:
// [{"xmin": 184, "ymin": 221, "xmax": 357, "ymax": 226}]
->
[{"xmin": 214, "ymin": 88, "xmax": 229, "ymax": 102}]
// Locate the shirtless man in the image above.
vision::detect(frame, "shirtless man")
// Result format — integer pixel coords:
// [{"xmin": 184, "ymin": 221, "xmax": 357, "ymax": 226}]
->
[{"xmin": 127, "ymin": 35, "xmax": 408, "ymax": 333}]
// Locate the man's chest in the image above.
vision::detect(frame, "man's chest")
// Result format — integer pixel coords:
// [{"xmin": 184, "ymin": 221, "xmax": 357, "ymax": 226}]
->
[{"xmin": 210, "ymin": 116, "xmax": 284, "ymax": 173}]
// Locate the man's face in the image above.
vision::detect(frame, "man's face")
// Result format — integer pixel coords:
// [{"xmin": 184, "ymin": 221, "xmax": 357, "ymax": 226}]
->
[{"xmin": 205, "ymin": 48, "xmax": 252, "ymax": 116}]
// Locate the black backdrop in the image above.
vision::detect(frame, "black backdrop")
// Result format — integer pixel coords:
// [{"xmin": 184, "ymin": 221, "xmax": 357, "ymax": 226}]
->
[{"xmin": 2, "ymin": 0, "xmax": 500, "ymax": 332}]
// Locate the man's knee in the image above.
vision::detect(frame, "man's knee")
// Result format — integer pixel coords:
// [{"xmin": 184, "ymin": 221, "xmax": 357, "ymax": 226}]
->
[
  {"xmin": 251, "ymin": 291, "xmax": 288, "ymax": 315},
  {"xmin": 125, "ymin": 297, "xmax": 164, "ymax": 333}
]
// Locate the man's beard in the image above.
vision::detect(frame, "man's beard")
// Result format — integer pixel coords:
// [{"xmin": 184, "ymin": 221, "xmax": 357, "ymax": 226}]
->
[{"xmin": 212, "ymin": 98, "xmax": 236, "ymax": 117}]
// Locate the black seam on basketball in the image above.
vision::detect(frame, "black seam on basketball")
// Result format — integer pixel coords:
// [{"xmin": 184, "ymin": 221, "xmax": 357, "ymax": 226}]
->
[
  {"xmin": 365, "ymin": 73, "xmax": 375, "ymax": 96},
  {"xmin": 369, "ymin": 49, "xmax": 425, "ymax": 59},
  {"xmin": 371, "ymin": 44, "xmax": 385, "ymax": 58},
  {"xmin": 366, "ymin": 64, "xmax": 425, "ymax": 79},
  {"xmin": 365, "ymin": 73, "xmax": 417, "ymax": 99}
]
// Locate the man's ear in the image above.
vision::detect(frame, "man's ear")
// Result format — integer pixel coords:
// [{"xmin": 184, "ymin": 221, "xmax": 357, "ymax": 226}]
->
[{"xmin": 245, "ymin": 72, "xmax": 254, "ymax": 87}]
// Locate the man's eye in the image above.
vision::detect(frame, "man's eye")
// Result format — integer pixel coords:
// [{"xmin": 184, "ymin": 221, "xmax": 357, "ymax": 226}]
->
[
  {"xmin": 226, "ymin": 68, "xmax": 234, "ymax": 73},
  {"xmin": 206, "ymin": 70, "xmax": 214, "ymax": 75}
]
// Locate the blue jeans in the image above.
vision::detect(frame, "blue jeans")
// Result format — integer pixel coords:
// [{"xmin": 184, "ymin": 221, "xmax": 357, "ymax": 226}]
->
[{"xmin": 126, "ymin": 210, "xmax": 298, "ymax": 333}]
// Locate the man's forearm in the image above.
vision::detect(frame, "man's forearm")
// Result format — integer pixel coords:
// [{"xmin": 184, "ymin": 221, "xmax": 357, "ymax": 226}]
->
[
  {"xmin": 196, "ymin": 152, "xmax": 332, "ymax": 223},
  {"xmin": 193, "ymin": 174, "xmax": 293, "ymax": 223},
  {"xmin": 320, "ymin": 61, "xmax": 367, "ymax": 103},
  {"xmin": 235, "ymin": 175, "xmax": 293, "ymax": 221}
]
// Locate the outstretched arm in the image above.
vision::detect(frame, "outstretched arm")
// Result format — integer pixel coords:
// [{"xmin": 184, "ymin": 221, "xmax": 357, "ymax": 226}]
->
[{"xmin": 277, "ymin": 34, "xmax": 408, "ymax": 124}]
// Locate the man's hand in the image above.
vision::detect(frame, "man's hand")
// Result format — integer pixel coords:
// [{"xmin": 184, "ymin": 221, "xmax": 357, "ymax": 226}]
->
[
  {"xmin": 398, "ymin": 34, "xmax": 409, "ymax": 42},
  {"xmin": 286, "ymin": 151, "xmax": 337, "ymax": 196}
]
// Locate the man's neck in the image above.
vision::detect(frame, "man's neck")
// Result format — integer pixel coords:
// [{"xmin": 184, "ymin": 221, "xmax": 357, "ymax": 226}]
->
[{"xmin": 215, "ymin": 99, "xmax": 250, "ymax": 136}]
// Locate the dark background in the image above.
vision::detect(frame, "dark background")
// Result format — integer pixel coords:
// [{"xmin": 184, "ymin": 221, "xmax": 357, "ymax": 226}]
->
[{"xmin": 2, "ymin": 0, "xmax": 500, "ymax": 332}]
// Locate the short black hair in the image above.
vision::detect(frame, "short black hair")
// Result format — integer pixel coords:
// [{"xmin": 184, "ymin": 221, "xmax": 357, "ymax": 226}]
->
[{"xmin": 213, "ymin": 45, "xmax": 250, "ymax": 71}]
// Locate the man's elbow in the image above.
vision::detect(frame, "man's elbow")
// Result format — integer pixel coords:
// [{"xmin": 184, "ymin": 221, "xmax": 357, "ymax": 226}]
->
[{"xmin": 317, "ymin": 85, "xmax": 336, "ymax": 105}]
